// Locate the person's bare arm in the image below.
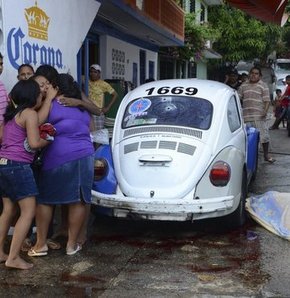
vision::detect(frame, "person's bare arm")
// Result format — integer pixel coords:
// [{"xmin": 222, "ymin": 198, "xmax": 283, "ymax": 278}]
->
[
  {"xmin": 37, "ymin": 86, "xmax": 57, "ymax": 124},
  {"xmin": 102, "ymin": 90, "xmax": 118, "ymax": 114},
  {"xmin": 57, "ymin": 91, "xmax": 102, "ymax": 115},
  {"xmin": 24, "ymin": 109, "xmax": 50, "ymax": 150}
]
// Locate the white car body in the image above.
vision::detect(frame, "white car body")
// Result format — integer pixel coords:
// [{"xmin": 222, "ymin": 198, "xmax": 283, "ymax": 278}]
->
[{"xmin": 92, "ymin": 79, "xmax": 257, "ymax": 223}]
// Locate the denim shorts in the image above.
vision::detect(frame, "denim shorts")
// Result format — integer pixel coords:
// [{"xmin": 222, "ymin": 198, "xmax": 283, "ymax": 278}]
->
[
  {"xmin": 37, "ymin": 154, "xmax": 94, "ymax": 205},
  {"xmin": 0, "ymin": 158, "xmax": 38, "ymax": 202}
]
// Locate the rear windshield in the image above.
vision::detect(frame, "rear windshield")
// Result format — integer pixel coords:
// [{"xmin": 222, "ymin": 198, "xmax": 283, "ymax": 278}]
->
[{"xmin": 122, "ymin": 96, "xmax": 213, "ymax": 130}]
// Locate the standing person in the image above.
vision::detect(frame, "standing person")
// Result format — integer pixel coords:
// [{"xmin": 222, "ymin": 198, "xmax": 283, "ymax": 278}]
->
[
  {"xmin": 0, "ymin": 53, "xmax": 9, "ymax": 217},
  {"xmin": 0, "ymin": 80, "xmax": 53, "ymax": 269},
  {"xmin": 33, "ymin": 65, "xmax": 99, "ymax": 250},
  {"xmin": 19, "ymin": 73, "xmax": 54, "ymax": 252},
  {"xmin": 224, "ymin": 69, "xmax": 241, "ymax": 90},
  {"xmin": 88, "ymin": 64, "xmax": 118, "ymax": 130},
  {"xmin": 240, "ymin": 72, "xmax": 248, "ymax": 84},
  {"xmin": 29, "ymin": 73, "xmax": 94, "ymax": 257},
  {"xmin": 271, "ymin": 89, "xmax": 284, "ymax": 129},
  {"xmin": 270, "ymin": 75, "xmax": 290, "ymax": 130},
  {"xmin": 17, "ymin": 64, "xmax": 34, "ymax": 81},
  {"xmin": 0, "ymin": 52, "xmax": 9, "ymax": 143},
  {"xmin": 258, "ymin": 59, "xmax": 276, "ymax": 104},
  {"xmin": 238, "ymin": 66, "xmax": 275, "ymax": 163}
]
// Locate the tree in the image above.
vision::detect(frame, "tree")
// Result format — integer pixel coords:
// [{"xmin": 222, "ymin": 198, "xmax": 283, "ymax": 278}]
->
[
  {"xmin": 160, "ymin": 12, "xmax": 220, "ymax": 61},
  {"xmin": 208, "ymin": 5, "xmax": 282, "ymax": 63}
]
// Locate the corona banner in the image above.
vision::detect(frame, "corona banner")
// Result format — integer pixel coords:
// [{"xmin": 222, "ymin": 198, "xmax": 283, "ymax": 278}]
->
[{"xmin": 0, "ymin": 0, "xmax": 100, "ymax": 91}]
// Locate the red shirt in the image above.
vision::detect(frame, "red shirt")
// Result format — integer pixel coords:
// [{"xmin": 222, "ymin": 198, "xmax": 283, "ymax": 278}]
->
[{"xmin": 281, "ymin": 85, "xmax": 290, "ymax": 107}]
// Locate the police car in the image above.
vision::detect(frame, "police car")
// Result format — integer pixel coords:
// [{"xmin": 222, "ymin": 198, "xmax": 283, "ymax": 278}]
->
[{"xmin": 91, "ymin": 79, "xmax": 259, "ymax": 227}]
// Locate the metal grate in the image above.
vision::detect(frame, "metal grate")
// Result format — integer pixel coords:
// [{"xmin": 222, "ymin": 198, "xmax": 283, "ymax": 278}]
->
[
  {"xmin": 177, "ymin": 143, "xmax": 196, "ymax": 155},
  {"xmin": 123, "ymin": 126, "xmax": 202, "ymax": 139},
  {"xmin": 159, "ymin": 141, "xmax": 177, "ymax": 150},
  {"xmin": 140, "ymin": 141, "xmax": 158, "ymax": 149},
  {"xmin": 124, "ymin": 142, "xmax": 139, "ymax": 154}
]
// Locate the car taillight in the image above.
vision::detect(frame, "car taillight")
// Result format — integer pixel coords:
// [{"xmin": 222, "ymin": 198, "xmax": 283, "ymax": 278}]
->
[
  {"xmin": 209, "ymin": 161, "xmax": 231, "ymax": 186},
  {"xmin": 94, "ymin": 158, "xmax": 108, "ymax": 181}
]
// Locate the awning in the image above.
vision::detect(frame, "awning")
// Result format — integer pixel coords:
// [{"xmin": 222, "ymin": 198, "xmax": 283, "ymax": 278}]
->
[
  {"xmin": 202, "ymin": 48, "xmax": 222, "ymax": 59},
  {"xmin": 226, "ymin": 0, "xmax": 289, "ymax": 26}
]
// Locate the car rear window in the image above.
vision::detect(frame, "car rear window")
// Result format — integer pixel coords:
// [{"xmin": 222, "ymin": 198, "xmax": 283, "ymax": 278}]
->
[{"xmin": 122, "ymin": 96, "xmax": 213, "ymax": 130}]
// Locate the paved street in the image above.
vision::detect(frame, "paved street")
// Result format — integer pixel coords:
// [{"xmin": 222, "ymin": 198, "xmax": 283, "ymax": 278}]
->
[{"xmin": 1, "ymin": 123, "xmax": 290, "ymax": 298}]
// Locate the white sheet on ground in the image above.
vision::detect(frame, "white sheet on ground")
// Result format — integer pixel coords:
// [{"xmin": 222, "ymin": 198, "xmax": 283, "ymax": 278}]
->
[{"xmin": 246, "ymin": 191, "xmax": 290, "ymax": 240}]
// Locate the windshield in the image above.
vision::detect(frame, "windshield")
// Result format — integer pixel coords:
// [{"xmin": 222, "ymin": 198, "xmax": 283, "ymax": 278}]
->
[
  {"xmin": 122, "ymin": 96, "xmax": 213, "ymax": 130},
  {"xmin": 276, "ymin": 62, "xmax": 290, "ymax": 72}
]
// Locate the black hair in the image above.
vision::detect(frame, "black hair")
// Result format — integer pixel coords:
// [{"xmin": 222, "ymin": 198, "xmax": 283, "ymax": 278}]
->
[
  {"xmin": 18, "ymin": 63, "xmax": 34, "ymax": 74},
  {"xmin": 249, "ymin": 66, "xmax": 262, "ymax": 76},
  {"xmin": 0, "ymin": 52, "xmax": 3, "ymax": 59},
  {"xmin": 57, "ymin": 73, "xmax": 82, "ymax": 100},
  {"xmin": 35, "ymin": 64, "xmax": 59, "ymax": 88},
  {"xmin": 276, "ymin": 89, "xmax": 282, "ymax": 93},
  {"xmin": 4, "ymin": 80, "xmax": 41, "ymax": 122},
  {"xmin": 227, "ymin": 69, "xmax": 238, "ymax": 76},
  {"xmin": 145, "ymin": 78, "xmax": 155, "ymax": 83},
  {"xmin": 286, "ymin": 75, "xmax": 290, "ymax": 80}
]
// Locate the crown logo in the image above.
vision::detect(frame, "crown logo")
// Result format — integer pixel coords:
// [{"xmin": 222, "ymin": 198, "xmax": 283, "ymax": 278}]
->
[{"xmin": 25, "ymin": 1, "xmax": 50, "ymax": 41}]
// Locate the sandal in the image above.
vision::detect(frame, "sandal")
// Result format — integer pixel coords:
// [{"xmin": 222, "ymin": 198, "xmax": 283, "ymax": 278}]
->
[
  {"xmin": 28, "ymin": 248, "xmax": 48, "ymax": 257},
  {"xmin": 21, "ymin": 238, "xmax": 32, "ymax": 252},
  {"xmin": 264, "ymin": 157, "xmax": 276, "ymax": 163},
  {"xmin": 66, "ymin": 243, "xmax": 82, "ymax": 256},
  {"xmin": 47, "ymin": 239, "xmax": 61, "ymax": 250}
]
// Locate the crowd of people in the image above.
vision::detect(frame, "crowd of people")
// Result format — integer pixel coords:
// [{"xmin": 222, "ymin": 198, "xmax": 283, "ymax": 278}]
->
[
  {"xmin": 0, "ymin": 56, "xmax": 118, "ymax": 269},
  {"xmin": 224, "ymin": 61, "xmax": 290, "ymax": 164}
]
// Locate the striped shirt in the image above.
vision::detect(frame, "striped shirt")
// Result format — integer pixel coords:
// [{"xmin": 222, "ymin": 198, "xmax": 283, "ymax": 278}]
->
[
  {"xmin": 238, "ymin": 80, "xmax": 270, "ymax": 122},
  {"xmin": 0, "ymin": 80, "xmax": 8, "ymax": 126}
]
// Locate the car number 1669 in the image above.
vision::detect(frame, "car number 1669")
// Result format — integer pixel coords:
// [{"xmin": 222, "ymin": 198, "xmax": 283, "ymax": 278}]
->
[{"xmin": 145, "ymin": 86, "xmax": 198, "ymax": 96}]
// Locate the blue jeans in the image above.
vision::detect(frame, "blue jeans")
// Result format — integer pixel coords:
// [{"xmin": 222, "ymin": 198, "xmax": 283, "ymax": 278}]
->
[{"xmin": 0, "ymin": 158, "xmax": 38, "ymax": 202}]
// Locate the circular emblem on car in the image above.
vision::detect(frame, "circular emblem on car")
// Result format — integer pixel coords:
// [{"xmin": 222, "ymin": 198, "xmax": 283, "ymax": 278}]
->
[{"xmin": 129, "ymin": 98, "xmax": 151, "ymax": 114}]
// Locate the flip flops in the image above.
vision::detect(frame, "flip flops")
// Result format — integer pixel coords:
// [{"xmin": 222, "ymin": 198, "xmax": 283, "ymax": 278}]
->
[
  {"xmin": 27, "ymin": 249, "xmax": 48, "ymax": 257},
  {"xmin": 47, "ymin": 239, "xmax": 61, "ymax": 250},
  {"xmin": 66, "ymin": 243, "xmax": 82, "ymax": 256},
  {"xmin": 264, "ymin": 157, "xmax": 276, "ymax": 163}
]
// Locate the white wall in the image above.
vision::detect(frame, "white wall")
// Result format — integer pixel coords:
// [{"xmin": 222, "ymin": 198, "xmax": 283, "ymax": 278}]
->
[
  {"xmin": 0, "ymin": 0, "xmax": 99, "ymax": 92},
  {"xmin": 99, "ymin": 35, "xmax": 157, "ymax": 86}
]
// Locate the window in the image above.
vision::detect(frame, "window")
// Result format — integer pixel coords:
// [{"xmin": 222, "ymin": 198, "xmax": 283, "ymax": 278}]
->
[
  {"xmin": 122, "ymin": 96, "xmax": 213, "ymax": 130},
  {"xmin": 227, "ymin": 96, "xmax": 241, "ymax": 132},
  {"xmin": 190, "ymin": 0, "xmax": 195, "ymax": 13},
  {"xmin": 200, "ymin": 3, "xmax": 205, "ymax": 23}
]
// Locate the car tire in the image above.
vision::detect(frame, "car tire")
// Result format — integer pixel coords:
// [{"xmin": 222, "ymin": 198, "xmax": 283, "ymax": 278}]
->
[{"xmin": 223, "ymin": 170, "xmax": 247, "ymax": 229}]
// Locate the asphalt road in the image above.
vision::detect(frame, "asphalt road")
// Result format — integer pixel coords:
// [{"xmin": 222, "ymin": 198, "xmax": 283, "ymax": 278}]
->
[{"xmin": 1, "ymin": 122, "xmax": 290, "ymax": 297}]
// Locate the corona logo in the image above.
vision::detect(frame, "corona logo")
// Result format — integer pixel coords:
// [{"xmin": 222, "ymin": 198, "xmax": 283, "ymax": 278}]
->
[{"xmin": 25, "ymin": 1, "xmax": 50, "ymax": 41}]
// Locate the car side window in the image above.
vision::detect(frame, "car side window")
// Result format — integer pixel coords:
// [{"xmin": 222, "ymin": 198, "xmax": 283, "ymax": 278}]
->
[{"xmin": 227, "ymin": 95, "xmax": 241, "ymax": 132}]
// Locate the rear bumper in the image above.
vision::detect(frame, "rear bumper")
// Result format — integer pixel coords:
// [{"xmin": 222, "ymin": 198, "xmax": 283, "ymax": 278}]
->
[{"xmin": 91, "ymin": 190, "xmax": 236, "ymax": 221}]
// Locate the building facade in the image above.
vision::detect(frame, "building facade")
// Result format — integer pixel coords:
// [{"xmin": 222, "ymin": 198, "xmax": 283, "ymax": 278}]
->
[{"xmin": 80, "ymin": 0, "xmax": 184, "ymax": 89}]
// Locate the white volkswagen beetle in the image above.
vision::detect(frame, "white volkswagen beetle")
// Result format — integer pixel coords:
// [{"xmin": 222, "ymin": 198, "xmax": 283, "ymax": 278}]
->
[{"xmin": 92, "ymin": 79, "xmax": 259, "ymax": 227}]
